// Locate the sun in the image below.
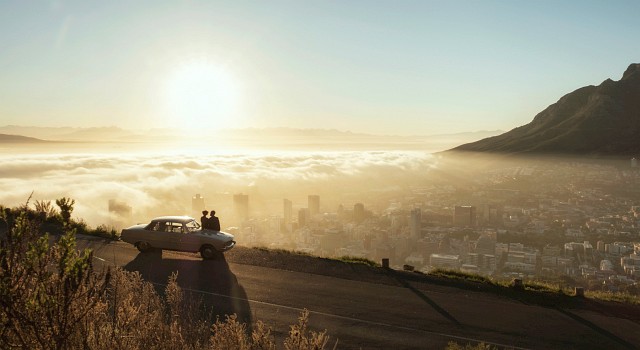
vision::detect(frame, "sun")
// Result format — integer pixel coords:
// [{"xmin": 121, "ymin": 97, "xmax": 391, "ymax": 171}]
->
[{"xmin": 164, "ymin": 61, "xmax": 239, "ymax": 129}]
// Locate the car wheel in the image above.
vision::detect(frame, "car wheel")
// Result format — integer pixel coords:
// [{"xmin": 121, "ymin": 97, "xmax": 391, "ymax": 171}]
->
[
  {"xmin": 137, "ymin": 241, "xmax": 152, "ymax": 252},
  {"xmin": 200, "ymin": 245, "xmax": 220, "ymax": 260}
]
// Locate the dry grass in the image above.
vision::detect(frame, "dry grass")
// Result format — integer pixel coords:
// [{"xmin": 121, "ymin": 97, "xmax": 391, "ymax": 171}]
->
[{"xmin": 585, "ymin": 290, "xmax": 640, "ymax": 305}]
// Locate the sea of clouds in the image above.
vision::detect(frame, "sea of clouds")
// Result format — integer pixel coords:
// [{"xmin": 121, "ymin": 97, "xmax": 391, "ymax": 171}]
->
[{"xmin": 0, "ymin": 150, "xmax": 437, "ymax": 227}]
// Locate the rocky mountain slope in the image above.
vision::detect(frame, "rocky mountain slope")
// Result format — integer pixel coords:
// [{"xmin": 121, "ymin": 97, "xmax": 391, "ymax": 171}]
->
[{"xmin": 451, "ymin": 63, "xmax": 640, "ymax": 155}]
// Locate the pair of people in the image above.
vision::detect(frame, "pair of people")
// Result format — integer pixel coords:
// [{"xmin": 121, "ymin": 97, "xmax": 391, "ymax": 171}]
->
[{"xmin": 200, "ymin": 210, "xmax": 221, "ymax": 231}]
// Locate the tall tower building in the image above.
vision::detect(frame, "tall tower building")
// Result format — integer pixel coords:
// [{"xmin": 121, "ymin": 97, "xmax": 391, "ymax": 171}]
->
[
  {"xmin": 308, "ymin": 195, "xmax": 320, "ymax": 216},
  {"xmin": 283, "ymin": 198, "xmax": 293, "ymax": 225},
  {"xmin": 454, "ymin": 206, "xmax": 476, "ymax": 227},
  {"xmin": 410, "ymin": 208, "xmax": 422, "ymax": 239},
  {"xmin": 233, "ymin": 193, "xmax": 249, "ymax": 222},
  {"xmin": 192, "ymin": 194, "xmax": 205, "ymax": 217}
]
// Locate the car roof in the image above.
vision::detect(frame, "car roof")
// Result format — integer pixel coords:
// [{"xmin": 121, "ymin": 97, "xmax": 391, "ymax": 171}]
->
[{"xmin": 151, "ymin": 216, "xmax": 196, "ymax": 223}]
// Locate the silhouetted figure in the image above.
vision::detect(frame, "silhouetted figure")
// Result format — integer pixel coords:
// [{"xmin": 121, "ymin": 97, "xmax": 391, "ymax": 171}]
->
[
  {"xmin": 209, "ymin": 210, "xmax": 221, "ymax": 231},
  {"xmin": 201, "ymin": 210, "xmax": 210, "ymax": 229}
]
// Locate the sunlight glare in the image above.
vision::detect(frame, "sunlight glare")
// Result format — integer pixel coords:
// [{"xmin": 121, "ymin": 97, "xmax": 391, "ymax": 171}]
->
[{"xmin": 165, "ymin": 61, "xmax": 239, "ymax": 129}]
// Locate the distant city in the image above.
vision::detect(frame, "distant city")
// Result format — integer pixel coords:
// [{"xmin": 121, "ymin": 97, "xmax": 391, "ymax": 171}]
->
[{"xmin": 102, "ymin": 157, "xmax": 640, "ymax": 294}]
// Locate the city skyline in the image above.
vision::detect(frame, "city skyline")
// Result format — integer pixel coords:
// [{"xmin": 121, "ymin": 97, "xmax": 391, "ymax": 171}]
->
[{"xmin": 1, "ymin": 1, "xmax": 639, "ymax": 135}]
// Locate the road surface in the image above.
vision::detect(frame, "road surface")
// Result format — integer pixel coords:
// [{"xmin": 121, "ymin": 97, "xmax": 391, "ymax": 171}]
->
[{"xmin": 81, "ymin": 237, "xmax": 640, "ymax": 349}]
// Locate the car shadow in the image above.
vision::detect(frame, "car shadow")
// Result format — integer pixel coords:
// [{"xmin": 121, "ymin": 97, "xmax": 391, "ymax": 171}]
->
[{"xmin": 123, "ymin": 250, "xmax": 252, "ymax": 325}]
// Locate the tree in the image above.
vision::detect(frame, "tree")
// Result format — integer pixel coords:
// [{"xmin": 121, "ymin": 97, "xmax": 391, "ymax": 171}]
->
[{"xmin": 55, "ymin": 197, "xmax": 75, "ymax": 224}]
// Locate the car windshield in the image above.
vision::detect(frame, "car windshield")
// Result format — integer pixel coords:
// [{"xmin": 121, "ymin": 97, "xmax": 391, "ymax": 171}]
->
[{"xmin": 185, "ymin": 219, "xmax": 201, "ymax": 232}]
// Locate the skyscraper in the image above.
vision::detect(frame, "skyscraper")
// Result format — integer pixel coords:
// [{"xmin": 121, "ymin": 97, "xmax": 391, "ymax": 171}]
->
[
  {"xmin": 192, "ymin": 194, "xmax": 205, "ymax": 216},
  {"xmin": 308, "ymin": 195, "xmax": 320, "ymax": 216},
  {"xmin": 283, "ymin": 198, "xmax": 292, "ymax": 224},
  {"xmin": 233, "ymin": 193, "xmax": 249, "ymax": 222}
]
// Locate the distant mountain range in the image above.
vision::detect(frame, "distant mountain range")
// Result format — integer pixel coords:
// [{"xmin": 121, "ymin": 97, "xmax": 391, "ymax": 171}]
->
[
  {"xmin": 0, "ymin": 134, "xmax": 50, "ymax": 143},
  {"xmin": 451, "ymin": 63, "xmax": 640, "ymax": 156},
  {"xmin": 0, "ymin": 126, "xmax": 137, "ymax": 142},
  {"xmin": 0, "ymin": 125, "xmax": 502, "ymax": 151}
]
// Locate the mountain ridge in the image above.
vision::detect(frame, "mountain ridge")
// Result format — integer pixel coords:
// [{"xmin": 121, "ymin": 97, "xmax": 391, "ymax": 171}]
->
[
  {"xmin": 450, "ymin": 63, "xmax": 640, "ymax": 156},
  {"xmin": 0, "ymin": 134, "xmax": 51, "ymax": 143},
  {"xmin": 0, "ymin": 125, "xmax": 503, "ymax": 151}
]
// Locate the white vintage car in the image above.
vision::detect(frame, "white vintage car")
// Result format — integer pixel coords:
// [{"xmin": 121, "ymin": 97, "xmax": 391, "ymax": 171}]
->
[{"xmin": 120, "ymin": 216, "xmax": 235, "ymax": 259}]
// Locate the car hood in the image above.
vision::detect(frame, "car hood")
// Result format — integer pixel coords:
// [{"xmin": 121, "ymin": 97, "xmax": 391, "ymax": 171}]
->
[{"xmin": 199, "ymin": 230, "xmax": 234, "ymax": 240}]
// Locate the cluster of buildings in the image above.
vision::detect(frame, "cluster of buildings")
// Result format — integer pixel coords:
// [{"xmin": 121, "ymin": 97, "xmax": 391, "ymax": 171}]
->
[
  {"xmin": 180, "ymin": 160, "xmax": 640, "ymax": 292},
  {"xmin": 75, "ymin": 158, "xmax": 640, "ymax": 291}
]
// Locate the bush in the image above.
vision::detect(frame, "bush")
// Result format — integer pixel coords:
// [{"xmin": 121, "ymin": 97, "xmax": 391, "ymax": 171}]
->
[{"xmin": 0, "ymin": 203, "xmax": 333, "ymax": 349}]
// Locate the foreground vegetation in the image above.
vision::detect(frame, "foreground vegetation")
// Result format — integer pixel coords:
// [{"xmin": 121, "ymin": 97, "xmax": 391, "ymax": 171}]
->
[
  {"xmin": 2, "ymin": 198, "xmax": 639, "ymax": 349},
  {"xmin": 0, "ymin": 200, "xmax": 331, "ymax": 349}
]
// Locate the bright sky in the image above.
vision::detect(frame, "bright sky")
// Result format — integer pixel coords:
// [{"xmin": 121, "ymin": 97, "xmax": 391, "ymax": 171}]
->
[{"xmin": 0, "ymin": 0, "xmax": 639, "ymax": 135}]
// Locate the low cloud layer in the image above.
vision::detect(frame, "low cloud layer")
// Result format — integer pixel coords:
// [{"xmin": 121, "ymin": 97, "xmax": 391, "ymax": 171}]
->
[{"xmin": 0, "ymin": 150, "xmax": 436, "ymax": 228}]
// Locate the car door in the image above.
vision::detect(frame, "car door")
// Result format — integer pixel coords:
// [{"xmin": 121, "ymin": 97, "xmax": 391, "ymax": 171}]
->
[
  {"xmin": 162, "ymin": 221, "xmax": 185, "ymax": 250},
  {"xmin": 179, "ymin": 220, "xmax": 202, "ymax": 252},
  {"xmin": 145, "ymin": 221, "xmax": 170, "ymax": 249}
]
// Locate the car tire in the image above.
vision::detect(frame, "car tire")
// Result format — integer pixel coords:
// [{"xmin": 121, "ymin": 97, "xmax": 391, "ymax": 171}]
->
[
  {"xmin": 136, "ymin": 241, "xmax": 152, "ymax": 252},
  {"xmin": 200, "ymin": 245, "xmax": 220, "ymax": 260}
]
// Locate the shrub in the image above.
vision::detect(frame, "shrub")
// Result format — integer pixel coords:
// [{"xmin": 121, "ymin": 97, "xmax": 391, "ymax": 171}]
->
[
  {"xmin": 0, "ymin": 203, "xmax": 332, "ymax": 349},
  {"xmin": 0, "ymin": 210, "xmax": 107, "ymax": 349},
  {"xmin": 335, "ymin": 256, "xmax": 379, "ymax": 267},
  {"xmin": 284, "ymin": 309, "xmax": 329, "ymax": 350}
]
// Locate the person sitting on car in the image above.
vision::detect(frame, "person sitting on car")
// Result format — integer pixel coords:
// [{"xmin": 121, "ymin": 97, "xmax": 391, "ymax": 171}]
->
[
  {"xmin": 209, "ymin": 210, "xmax": 221, "ymax": 231},
  {"xmin": 201, "ymin": 210, "xmax": 210, "ymax": 229}
]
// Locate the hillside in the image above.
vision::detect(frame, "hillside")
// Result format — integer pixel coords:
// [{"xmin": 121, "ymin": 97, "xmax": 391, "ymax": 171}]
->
[
  {"xmin": 451, "ymin": 63, "xmax": 640, "ymax": 155},
  {"xmin": 0, "ymin": 134, "xmax": 50, "ymax": 143}
]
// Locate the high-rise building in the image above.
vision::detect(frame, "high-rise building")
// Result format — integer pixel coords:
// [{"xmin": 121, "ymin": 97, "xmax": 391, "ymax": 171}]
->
[
  {"xmin": 409, "ymin": 208, "xmax": 422, "ymax": 239},
  {"xmin": 453, "ymin": 205, "xmax": 476, "ymax": 227},
  {"xmin": 283, "ymin": 199, "xmax": 292, "ymax": 225},
  {"xmin": 308, "ymin": 195, "xmax": 320, "ymax": 216},
  {"xmin": 233, "ymin": 194, "xmax": 249, "ymax": 222},
  {"xmin": 192, "ymin": 194, "xmax": 205, "ymax": 216}
]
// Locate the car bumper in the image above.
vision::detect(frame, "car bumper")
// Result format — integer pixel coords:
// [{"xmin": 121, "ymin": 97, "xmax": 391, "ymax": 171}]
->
[{"xmin": 220, "ymin": 240, "xmax": 236, "ymax": 252}]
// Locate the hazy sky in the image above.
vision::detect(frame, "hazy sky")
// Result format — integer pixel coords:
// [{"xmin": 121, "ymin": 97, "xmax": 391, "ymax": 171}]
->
[{"xmin": 1, "ymin": 0, "xmax": 639, "ymax": 135}]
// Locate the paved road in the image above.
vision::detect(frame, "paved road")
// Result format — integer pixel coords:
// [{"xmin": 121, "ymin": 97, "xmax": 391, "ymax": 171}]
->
[{"xmin": 81, "ymin": 237, "xmax": 640, "ymax": 350}]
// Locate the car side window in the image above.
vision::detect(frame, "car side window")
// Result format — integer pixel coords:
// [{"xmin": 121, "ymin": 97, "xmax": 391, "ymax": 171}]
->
[
  {"xmin": 148, "ymin": 221, "xmax": 170, "ymax": 232},
  {"xmin": 167, "ymin": 222, "xmax": 184, "ymax": 233}
]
